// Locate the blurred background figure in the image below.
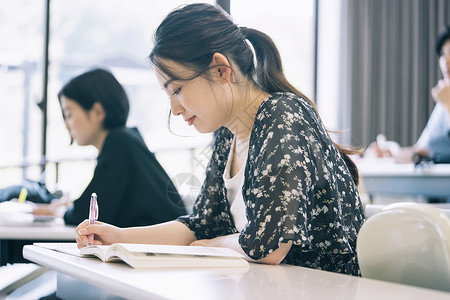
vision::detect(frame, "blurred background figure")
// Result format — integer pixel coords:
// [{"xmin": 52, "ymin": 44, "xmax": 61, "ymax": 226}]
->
[
  {"xmin": 32, "ymin": 68, "xmax": 187, "ymax": 227},
  {"xmin": 366, "ymin": 25, "xmax": 450, "ymax": 165}
]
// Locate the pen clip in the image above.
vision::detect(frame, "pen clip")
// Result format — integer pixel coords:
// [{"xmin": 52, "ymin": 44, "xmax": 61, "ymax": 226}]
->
[
  {"xmin": 89, "ymin": 193, "xmax": 98, "ymax": 224},
  {"xmin": 94, "ymin": 200, "xmax": 99, "ymax": 221}
]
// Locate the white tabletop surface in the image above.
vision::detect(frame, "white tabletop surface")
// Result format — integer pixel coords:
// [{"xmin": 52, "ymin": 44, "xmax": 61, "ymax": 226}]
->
[
  {"xmin": 357, "ymin": 161, "xmax": 450, "ymax": 176},
  {"xmin": 0, "ymin": 224, "xmax": 76, "ymax": 240},
  {"xmin": 357, "ymin": 161, "xmax": 450, "ymax": 197},
  {"xmin": 23, "ymin": 245, "xmax": 450, "ymax": 300}
]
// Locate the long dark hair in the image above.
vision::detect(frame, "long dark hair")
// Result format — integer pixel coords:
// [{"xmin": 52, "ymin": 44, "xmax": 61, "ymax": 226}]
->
[
  {"xmin": 149, "ymin": 3, "xmax": 360, "ymax": 185},
  {"xmin": 58, "ymin": 68, "xmax": 129, "ymax": 130}
]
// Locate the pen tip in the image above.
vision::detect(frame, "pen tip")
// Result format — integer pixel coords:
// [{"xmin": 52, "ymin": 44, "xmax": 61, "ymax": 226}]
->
[{"xmin": 88, "ymin": 243, "xmax": 92, "ymax": 246}]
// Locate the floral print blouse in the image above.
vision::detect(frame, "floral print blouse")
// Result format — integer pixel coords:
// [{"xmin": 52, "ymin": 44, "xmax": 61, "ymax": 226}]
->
[{"xmin": 177, "ymin": 92, "xmax": 365, "ymax": 276}]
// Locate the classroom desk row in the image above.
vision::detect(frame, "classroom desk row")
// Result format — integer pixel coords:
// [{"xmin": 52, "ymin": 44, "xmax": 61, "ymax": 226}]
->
[
  {"xmin": 1, "ymin": 222, "xmax": 448, "ymax": 299},
  {"xmin": 22, "ymin": 244, "xmax": 450, "ymax": 300},
  {"xmin": 0, "ymin": 223, "xmax": 76, "ymax": 266},
  {"xmin": 357, "ymin": 161, "xmax": 450, "ymax": 199},
  {"xmin": 2, "ymin": 162, "xmax": 450, "ymax": 298}
]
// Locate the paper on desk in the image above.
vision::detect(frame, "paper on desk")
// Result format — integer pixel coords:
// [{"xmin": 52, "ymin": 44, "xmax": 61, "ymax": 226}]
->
[
  {"xmin": 0, "ymin": 201, "xmax": 57, "ymax": 226},
  {"xmin": 0, "ymin": 201, "xmax": 34, "ymax": 225},
  {"xmin": 0, "ymin": 201, "xmax": 34, "ymax": 214}
]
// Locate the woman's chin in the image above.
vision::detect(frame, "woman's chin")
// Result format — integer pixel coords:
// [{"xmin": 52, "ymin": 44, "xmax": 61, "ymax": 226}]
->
[
  {"xmin": 75, "ymin": 140, "xmax": 88, "ymax": 146},
  {"xmin": 196, "ymin": 127, "xmax": 209, "ymax": 134},
  {"xmin": 195, "ymin": 124, "xmax": 221, "ymax": 134}
]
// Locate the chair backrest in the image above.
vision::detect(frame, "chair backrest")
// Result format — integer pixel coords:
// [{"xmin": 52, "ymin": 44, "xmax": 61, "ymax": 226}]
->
[{"xmin": 357, "ymin": 202, "xmax": 450, "ymax": 292}]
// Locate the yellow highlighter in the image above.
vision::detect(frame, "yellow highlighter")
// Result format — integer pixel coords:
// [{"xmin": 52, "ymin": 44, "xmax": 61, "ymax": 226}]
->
[{"xmin": 18, "ymin": 187, "xmax": 28, "ymax": 203}]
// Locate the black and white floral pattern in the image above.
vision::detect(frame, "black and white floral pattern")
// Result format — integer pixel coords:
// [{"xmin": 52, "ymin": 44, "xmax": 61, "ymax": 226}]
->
[{"xmin": 178, "ymin": 92, "xmax": 365, "ymax": 276}]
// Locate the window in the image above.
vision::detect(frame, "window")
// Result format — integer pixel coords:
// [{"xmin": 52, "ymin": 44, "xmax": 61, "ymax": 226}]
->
[
  {"xmin": 1, "ymin": 0, "xmax": 316, "ymax": 205},
  {"xmin": 231, "ymin": 0, "xmax": 316, "ymax": 100},
  {"xmin": 1, "ymin": 1, "xmax": 215, "ymax": 202},
  {"xmin": 0, "ymin": 1, "xmax": 45, "ymax": 186}
]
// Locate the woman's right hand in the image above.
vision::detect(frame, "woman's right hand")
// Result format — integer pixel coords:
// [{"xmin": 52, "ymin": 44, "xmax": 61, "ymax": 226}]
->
[{"xmin": 75, "ymin": 219, "xmax": 122, "ymax": 249}]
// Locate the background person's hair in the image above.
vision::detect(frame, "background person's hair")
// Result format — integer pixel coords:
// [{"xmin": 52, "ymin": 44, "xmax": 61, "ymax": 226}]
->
[
  {"xmin": 58, "ymin": 68, "xmax": 129, "ymax": 129},
  {"xmin": 435, "ymin": 25, "xmax": 450, "ymax": 55},
  {"xmin": 149, "ymin": 3, "xmax": 361, "ymax": 185}
]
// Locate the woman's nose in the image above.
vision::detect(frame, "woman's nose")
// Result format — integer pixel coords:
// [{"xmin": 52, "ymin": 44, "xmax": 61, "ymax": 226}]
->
[
  {"xmin": 170, "ymin": 96, "xmax": 184, "ymax": 116},
  {"xmin": 64, "ymin": 120, "xmax": 70, "ymax": 131}
]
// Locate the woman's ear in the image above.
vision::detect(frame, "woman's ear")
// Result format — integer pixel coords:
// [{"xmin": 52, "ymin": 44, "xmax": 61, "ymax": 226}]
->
[
  {"xmin": 210, "ymin": 53, "xmax": 231, "ymax": 84},
  {"xmin": 91, "ymin": 102, "xmax": 106, "ymax": 124}
]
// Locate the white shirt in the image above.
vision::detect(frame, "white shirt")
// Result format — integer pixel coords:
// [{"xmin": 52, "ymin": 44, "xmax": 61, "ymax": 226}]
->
[
  {"xmin": 416, "ymin": 102, "xmax": 450, "ymax": 162},
  {"xmin": 223, "ymin": 138, "xmax": 249, "ymax": 232}
]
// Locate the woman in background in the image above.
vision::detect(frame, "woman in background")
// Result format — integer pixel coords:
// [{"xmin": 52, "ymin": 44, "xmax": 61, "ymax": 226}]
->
[
  {"xmin": 33, "ymin": 68, "xmax": 186, "ymax": 227},
  {"xmin": 76, "ymin": 4, "xmax": 365, "ymax": 275}
]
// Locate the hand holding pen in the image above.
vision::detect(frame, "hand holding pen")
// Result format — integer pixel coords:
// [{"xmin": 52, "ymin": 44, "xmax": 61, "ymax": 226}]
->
[
  {"xmin": 76, "ymin": 219, "xmax": 121, "ymax": 248},
  {"xmin": 88, "ymin": 193, "xmax": 99, "ymax": 246}
]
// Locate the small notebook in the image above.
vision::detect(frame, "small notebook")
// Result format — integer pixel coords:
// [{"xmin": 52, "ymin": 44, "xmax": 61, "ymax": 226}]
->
[{"xmin": 34, "ymin": 243, "xmax": 249, "ymax": 269}]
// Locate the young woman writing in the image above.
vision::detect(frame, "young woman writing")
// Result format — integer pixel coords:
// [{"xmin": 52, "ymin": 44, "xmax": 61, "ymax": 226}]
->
[{"xmin": 76, "ymin": 4, "xmax": 365, "ymax": 275}]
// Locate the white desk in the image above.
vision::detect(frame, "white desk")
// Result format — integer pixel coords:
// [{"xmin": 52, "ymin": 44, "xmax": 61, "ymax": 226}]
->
[
  {"xmin": 0, "ymin": 223, "xmax": 76, "ymax": 240},
  {"xmin": 0, "ymin": 223, "xmax": 75, "ymax": 265},
  {"xmin": 358, "ymin": 161, "xmax": 450, "ymax": 198},
  {"xmin": 23, "ymin": 245, "xmax": 450, "ymax": 300}
]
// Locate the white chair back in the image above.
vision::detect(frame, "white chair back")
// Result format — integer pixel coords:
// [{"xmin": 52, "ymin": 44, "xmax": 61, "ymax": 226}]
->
[{"xmin": 357, "ymin": 202, "xmax": 450, "ymax": 292}]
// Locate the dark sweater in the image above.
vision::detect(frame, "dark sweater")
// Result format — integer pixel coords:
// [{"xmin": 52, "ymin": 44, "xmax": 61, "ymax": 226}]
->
[{"xmin": 64, "ymin": 127, "xmax": 186, "ymax": 227}]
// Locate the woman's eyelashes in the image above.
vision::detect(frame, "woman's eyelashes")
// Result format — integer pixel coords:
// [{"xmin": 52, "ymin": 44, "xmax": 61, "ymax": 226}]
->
[{"xmin": 172, "ymin": 87, "xmax": 181, "ymax": 95}]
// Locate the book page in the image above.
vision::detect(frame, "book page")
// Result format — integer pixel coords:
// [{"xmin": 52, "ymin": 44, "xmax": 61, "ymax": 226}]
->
[
  {"xmin": 114, "ymin": 243, "xmax": 245, "ymax": 258},
  {"xmin": 33, "ymin": 243, "xmax": 248, "ymax": 268},
  {"xmin": 33, "ymin": 243, "xmax": 81, "ymax": 257},
  {"xmin": 106, "ymin": 245, "xmax": 249, "ymax": 269},
  {"xmin": 80, "ymin": 245, "xmax": 111, "ymax": 261}
]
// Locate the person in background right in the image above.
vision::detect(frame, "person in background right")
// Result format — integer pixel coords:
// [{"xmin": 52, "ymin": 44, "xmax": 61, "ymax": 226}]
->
[
  {"xmin": 367, "ymin": 25, "xmax": 450, "ymax": 164},
  {"xmin": 416, "ymin": 25, "xmax": 450, "ymax": 164}
]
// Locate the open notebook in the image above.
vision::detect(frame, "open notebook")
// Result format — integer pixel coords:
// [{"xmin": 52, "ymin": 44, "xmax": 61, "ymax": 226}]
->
[{"xmin": 33, "ymin": 243, "xmax": 249, "ymax": 269}]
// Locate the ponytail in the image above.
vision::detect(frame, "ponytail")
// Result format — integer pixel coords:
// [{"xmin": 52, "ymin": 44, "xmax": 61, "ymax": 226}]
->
[
  {"xmin": 240, "ymin": 27, "xmax": 309, "ymax": 99},
  {"xmin": 241, "ymin": 27, "xmax": 361, "ymax": 186}
]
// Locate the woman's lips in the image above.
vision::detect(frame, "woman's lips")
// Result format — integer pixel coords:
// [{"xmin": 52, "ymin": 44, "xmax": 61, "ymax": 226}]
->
[{"xmin": 186, "ymin": 116, "xmax": 195, "ymax": 126}]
